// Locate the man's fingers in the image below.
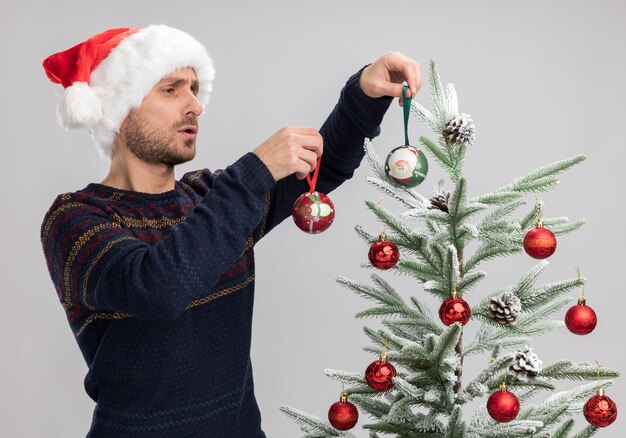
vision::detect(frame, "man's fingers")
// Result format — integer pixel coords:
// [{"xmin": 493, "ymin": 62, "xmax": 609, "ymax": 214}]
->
[{"xmin": 402, "ymin": 62, "xmax": 422, "ymax": 97}]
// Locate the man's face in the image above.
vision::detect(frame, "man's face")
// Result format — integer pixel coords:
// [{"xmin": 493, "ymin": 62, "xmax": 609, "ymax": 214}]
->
[{"xmin": 121, "ymin": 67, "xmax": 203, "ymax": 166}]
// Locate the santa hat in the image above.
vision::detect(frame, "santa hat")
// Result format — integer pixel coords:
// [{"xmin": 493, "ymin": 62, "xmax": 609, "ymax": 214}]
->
[{"xmin": 43, "ymin": 25, "xmax": 215, "ymax": 158}]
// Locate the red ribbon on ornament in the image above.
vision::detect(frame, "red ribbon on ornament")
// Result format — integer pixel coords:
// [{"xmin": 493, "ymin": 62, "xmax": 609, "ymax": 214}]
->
[{"xmin": 306, "ymin": 156, "xmax": 322, "ymax": 192}]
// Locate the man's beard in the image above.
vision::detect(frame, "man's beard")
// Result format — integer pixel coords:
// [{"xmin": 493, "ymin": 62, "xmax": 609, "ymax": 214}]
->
[{"xmin": 123, "ymin": 111, "xmax": 197, "ymax": 166}]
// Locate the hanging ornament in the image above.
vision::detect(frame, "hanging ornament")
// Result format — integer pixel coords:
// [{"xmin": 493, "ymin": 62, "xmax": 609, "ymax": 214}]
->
[
  {"xmin": 439, "ymin": 289, "xmax": 472, "ymax": 326},
  {"xmin": 365, "ymin": 341, "xmax": 397, "ymax": 391},
  {"xmin": 385, "ymin": 145, "xmax": 428, "ymax": 187},
  {"xmin": 384, "ymin": 85, "xmax": 428, "ymax": 187},
  {"xmin": 488, "ymin": 291, "xmax": 522, "ymax": 326},
  {"xmin": 328, "ymin": 389, "xmax": 358, "ymax": 431},
  {"xmin": 584, "ymin": 388, "xmax": 618, "ymax": 427},
  {"xmin": 292, "ymin": 156, "xmax": 335, "ymax": 234},
  {"xmin": 523, "ymin": 193, "xmax": 557, "ymax": 259},
  {"xmin": 368, "ymin": 232, "xmax": 400, "ymax": 270},
  {"xmin": 487, "ymin": 383, "xmax": 520, "ymax": 423},
  {"xmin": 442, "ymin": 113, "xmax": 476, "ymax": 146},
  {"xmin": 584, "ymin": 364, "xmax": 618, "ymax": 428},
  {"xmin": 565, "ymin": 267, "xmax": 597, "ymax": 335}
]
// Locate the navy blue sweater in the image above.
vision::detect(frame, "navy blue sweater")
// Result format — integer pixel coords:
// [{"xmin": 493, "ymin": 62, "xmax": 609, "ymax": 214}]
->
[{"xmin": 41, "ymin": 70, "xmax": 392, "ymax": 437}]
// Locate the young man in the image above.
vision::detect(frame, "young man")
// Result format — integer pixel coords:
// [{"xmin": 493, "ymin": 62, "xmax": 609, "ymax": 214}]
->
[{"xmin": 41, "ymin": 25, "xmax": 421, "ymax": 437}]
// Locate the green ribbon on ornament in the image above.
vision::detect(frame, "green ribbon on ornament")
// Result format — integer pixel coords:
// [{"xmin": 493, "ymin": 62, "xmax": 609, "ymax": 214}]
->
[{"xmin": 403, "ymin": 84, "xmax": 411, "ymax": 146}]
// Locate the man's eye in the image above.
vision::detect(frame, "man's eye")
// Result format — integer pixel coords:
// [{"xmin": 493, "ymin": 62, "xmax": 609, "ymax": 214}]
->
[{"xmin": 164, "ymin": 88, "xmax": 176, "ymax": 94}]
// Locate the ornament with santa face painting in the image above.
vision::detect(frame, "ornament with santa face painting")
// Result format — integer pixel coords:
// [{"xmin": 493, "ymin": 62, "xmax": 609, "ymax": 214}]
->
[{"xmin": 385, "ymin": 145, "xmax": 428, "ymax": 187}]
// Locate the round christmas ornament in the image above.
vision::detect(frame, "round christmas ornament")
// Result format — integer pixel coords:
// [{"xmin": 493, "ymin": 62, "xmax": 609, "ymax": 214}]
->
[
  {"xmin": 523, "ymin": 221, "xmax": 557, "ymax": 259},
  {"xmin": 565, "ymin": 298, "xmax": 597, "ymax": 335},
  {"xmin": 384, "ymin": 85, "xmax": 428, "ymax": 188},
  {"xmin": 368, "ymin": 232, "xmax": 400, "ymax": 270},
  {"xmin": 584, "ymin": 388, "xmax": 618, "ymax": 427},
  {"xmin": 365, "ymin": 350, "xmax": 397, "ymax": 391},
  {"xmin": 487, "ymin": 383, "xmax": 520, "ymax": 423},
  {"xmin": 292, "ymin": 156, "xmax": 335, "ymax": 234},
  {"xmin": 439, "ymin": 289, "xmax": 471, "ymax": 326},
  {"xmin": 565, "ymin": 269, "xmax": 597, "ymax": 335},
  {"xmin": 385, "ymin": 145, "xmax": 428, "ymax": 187},
  {"xmin": 328, "ymin": 391, "xmax": 358, "ymax": 431},
  {"xmin": 292, "ymin": 191, "xmax": 335, "ymax": 234}
]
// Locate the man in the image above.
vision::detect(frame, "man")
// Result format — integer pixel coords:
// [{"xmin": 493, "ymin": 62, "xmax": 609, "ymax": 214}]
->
[{"xmin": 41, "ymin": 25, "xmax": 421, "ymax": 437}]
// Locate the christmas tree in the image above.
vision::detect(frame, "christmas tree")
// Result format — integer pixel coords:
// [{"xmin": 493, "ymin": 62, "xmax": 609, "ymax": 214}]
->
[{"xmin": 281, "ymin": 61, "xmax": 619, "ymax": 437}]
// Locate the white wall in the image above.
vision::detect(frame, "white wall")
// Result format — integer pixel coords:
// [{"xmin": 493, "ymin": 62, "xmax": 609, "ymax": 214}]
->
[{"xmin": 1, "ymin": 0, "xmax": 624, "ymax": 436}]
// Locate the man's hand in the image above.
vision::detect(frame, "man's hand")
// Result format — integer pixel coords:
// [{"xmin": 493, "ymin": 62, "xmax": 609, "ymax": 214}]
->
[
  {"xmin": 359, "ymin": 51, "xmax": 422, "ymax": 99},
  {"xmin": 253, "ymin": 127, "xmax": 323, "ymax": 181}
]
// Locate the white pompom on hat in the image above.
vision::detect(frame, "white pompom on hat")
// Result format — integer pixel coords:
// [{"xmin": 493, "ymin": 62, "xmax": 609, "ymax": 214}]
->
[{"xmin": 43, "ymin": 25, "xmax": 215, "ymax": 159}]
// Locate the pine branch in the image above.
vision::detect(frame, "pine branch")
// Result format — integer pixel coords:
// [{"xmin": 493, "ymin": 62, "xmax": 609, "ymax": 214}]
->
[
  {"xmin": 462, "ymin": 245, "xmax": 519, "ymax": 274},
  {"xmin": 428, "ymin": 58, "xmax": 448, "ymax": 128},
  {"xmin": 419, "ymin": 135, "xmax": 453, "ymax": 171},
  {"xmin": 365, "ymin": 201, "xmax": 416, "ymax": 241},
  {"xmin": 520, "ymin": 277, "xmax": 583, "ymax": 313},
  {"xmin": 540, "ymin": 361, "xmax": 620, "ymax": 382},
  {"xmin": 460, "ymin": 355, "xmax": 513, "ymax": 403},
  {"xmin": 396, "ymin": 259, "xmax": 442, "ymax": 282},
  {"xmin": 512, "ymin": 261, "xmax": 550, "ymax": 299},
  {"xmin": 388, "ymin": 318, "xmax": 442, "ymax": 341},
  {"xmin": 410, "ymin": 101, "xmax": 440, "ymax": 132},
  {"xmin": 363, "ymin": 138, "xmax": 387, "ymax": 181},
  {"xmin": 431, "ymin": 324, "xmax": 463, "ymax": 390},
  {"xmin": 467, "ymin": 410, "xmax": 543, "ymax": 438},
  {"xmin": 571, "ymin": 425, "xmax": 600, "ymax": 438},
  {"xmin": 366, "ymin": 176, "xmax": 430, "ymax": 211},
  {"xmin": 338, "ymin": 274, "xmax": 406, "ymax": 309},
  {"xmin": 484, "ymin": 155, "xmax": 586, "ymax": 197},
  {"xmin": 477, "ymin": 199, "xmax": 526, "ymax": 231},
  {"xmin": 551, "ymin": 418, "xmax": 575, "ymax": 438},
  {"xmin": 472, "ymin": 191, "xmax": 521, "ymax": 205},
  {"xmin": 457, "ymin": 271, "xmax": 486, "ymax": 295},
  {"xmin": 510, "ymin": 155, "xmax": 586, "ymax": 192},
  {"xmin": 463, "ymin": 323, "xmax": 530, "ymax": 357},
  {"xmin": 549, "ymin": 219, "xmax": 586, "ymax": 235},
  {"xmin": 348, "ymin": 394, "xmax": 391, "ymax": 419},
  {"xmin": 519, "ymin": 381, "xmax": 613, "ymax": 420},
  {"xmin": 446, "ymin": 83, "xmax": 459, "ymax": 119},
  {"xmin": 446, "ymin": 405, "xmax": 466, "ymax": 438},
  {"xmin": 355, "ymin": 306, "xmax": 406, "ymax": 319},
  {"xmin": 363, "ymin": 413, "xmax": 446, "ymax": 437}
]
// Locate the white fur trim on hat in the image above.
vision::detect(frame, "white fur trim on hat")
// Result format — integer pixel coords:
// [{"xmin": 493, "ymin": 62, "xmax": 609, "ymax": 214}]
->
[{"xmin": 57, "ymin": 25, "xmax": 215, "ymax": 159}]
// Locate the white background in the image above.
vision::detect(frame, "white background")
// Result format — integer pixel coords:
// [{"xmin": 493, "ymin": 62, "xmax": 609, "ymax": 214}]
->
[{"xmin": 1, "ymin": 0, "xmax": 624, "ymax": 436}]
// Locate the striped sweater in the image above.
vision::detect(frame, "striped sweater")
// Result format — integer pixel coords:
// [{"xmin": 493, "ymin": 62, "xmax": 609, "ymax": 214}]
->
[{"xmin": 41, "ymin": 70, "xmax": 392, "ymax": 437}]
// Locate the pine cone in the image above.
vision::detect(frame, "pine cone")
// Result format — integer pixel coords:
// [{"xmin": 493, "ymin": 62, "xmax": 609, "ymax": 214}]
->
[
  {"xmin": 488, "ymin": 292, "xmax": 521, "ymax": 325},
  {"xmin": 509, "ymin": 346, "xmax": 543, "ymax": 382},
  {"xmin": 442, "ymin": 113, "xmax": 476, "ymax": 146},
  {"xmin": 428, "ymin": 191, "xmax": 450, "ymax": 213}
]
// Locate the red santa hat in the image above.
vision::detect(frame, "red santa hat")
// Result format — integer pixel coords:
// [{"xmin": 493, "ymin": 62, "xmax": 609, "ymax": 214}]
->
[{"xmin": 43, "ymin": 25, "xmax": 215, "ymax": 158}]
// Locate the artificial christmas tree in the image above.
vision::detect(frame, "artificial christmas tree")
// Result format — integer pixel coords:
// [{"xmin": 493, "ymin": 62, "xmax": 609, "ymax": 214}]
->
[{"xmin": 281, "ymin": 60, "xmax": 619, "ymax": 437}]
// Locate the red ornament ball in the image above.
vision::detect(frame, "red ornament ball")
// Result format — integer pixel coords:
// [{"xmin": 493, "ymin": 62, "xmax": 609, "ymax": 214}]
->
[
  {"xmin": 565, "ymin": 301, "xmax": 597, "ymax": 335},
  {"xmin": 365, "ymin": 358, "xmax": 397, "ymax": 391},
  {"xmin": 523, "ymin": 226, "xmax": 557, "ymax": 259},
  {"xmin": 328, "ymin": 399, "xmax": 358, "ymax": 431},
  {"xmin": 487, "ymin": 388, "xmax": 520, "ymax": 423},
  {"xmin": 368, "ymin": 240, "xmax": 400, "ymax": 270},
  {"xmin": 439, "ymin": 297, "xmax": 472, "ymax": 326},
  {"xmin": 292, "ymin": 191, "xmax": 335, "ymax": 234},
  {"xmin": 584, "ymin": 390, "xmax": 618, "ymax": 427}
]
